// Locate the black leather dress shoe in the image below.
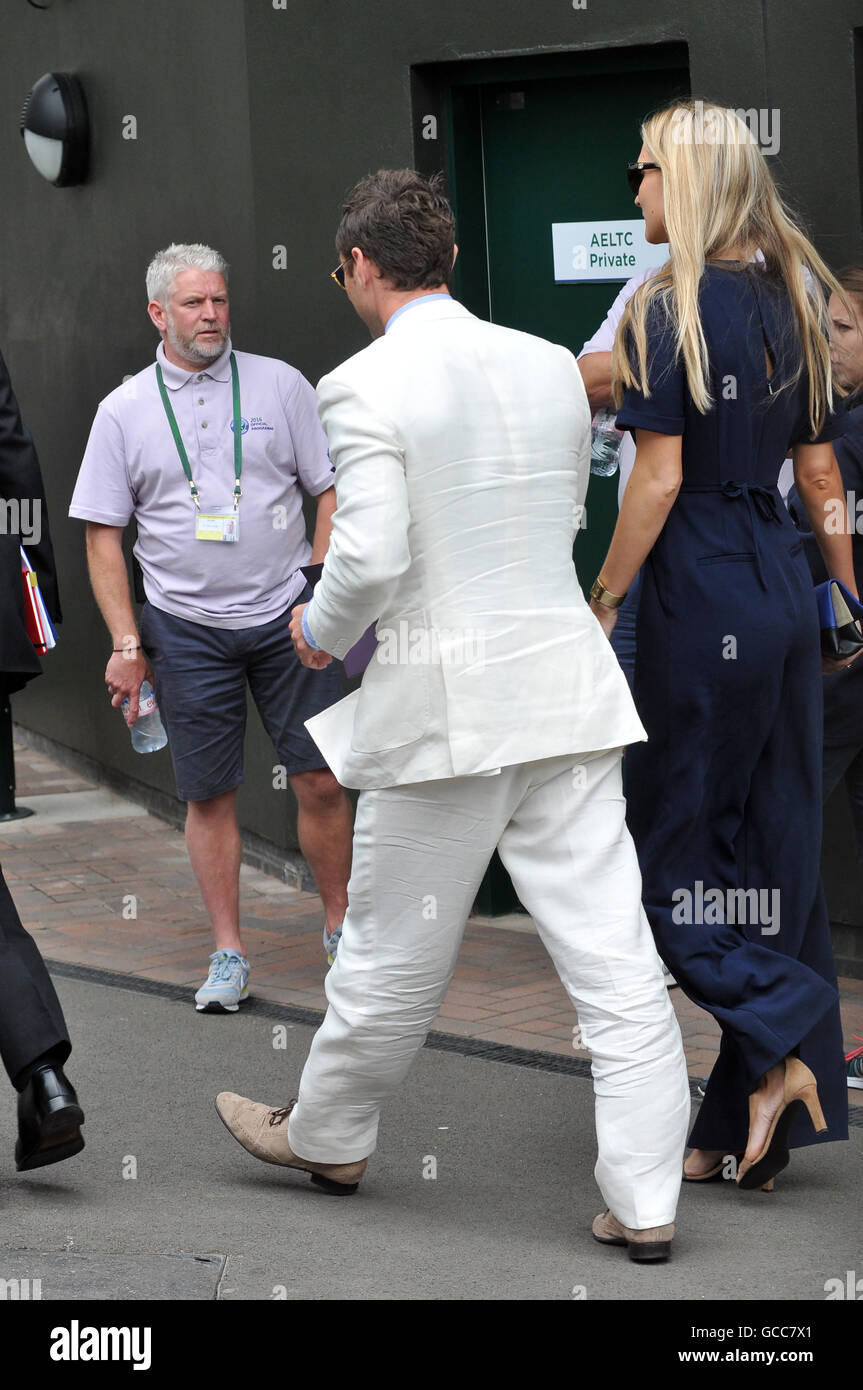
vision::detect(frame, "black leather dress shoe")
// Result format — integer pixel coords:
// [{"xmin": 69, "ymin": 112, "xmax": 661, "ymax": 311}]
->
[{"xmin": 16, "ymin": 1065, "xmax": 85, "ymax": 1172}]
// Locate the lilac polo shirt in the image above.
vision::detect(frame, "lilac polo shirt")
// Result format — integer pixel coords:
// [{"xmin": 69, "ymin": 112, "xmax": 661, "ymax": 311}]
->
[{"xmin": 69, "ymin": 339, "xmax": 334, "ymax": 628}]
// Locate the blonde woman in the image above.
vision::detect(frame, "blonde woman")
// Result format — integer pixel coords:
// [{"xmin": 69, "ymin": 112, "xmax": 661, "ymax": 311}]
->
[{"xmin": 589, "ymin": 100, "xmax": 855, "ymax": 1194}]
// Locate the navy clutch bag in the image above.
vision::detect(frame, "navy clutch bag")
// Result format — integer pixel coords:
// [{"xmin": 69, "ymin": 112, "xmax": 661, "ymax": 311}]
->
[{"xmin": 816, "ymin": 579, "xmax": 863, "ymax": 660}]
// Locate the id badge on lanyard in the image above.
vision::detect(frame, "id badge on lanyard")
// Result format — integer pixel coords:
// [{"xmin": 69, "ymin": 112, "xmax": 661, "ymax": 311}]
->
[{"xmin": 195, "ymin": 505, "xmax": 239, "ymax": 543}]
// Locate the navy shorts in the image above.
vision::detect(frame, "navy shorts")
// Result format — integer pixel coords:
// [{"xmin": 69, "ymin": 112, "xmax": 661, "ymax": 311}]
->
[{"xmin": 140, "ymin": 588, "xmax": 343, "ymax": 803}]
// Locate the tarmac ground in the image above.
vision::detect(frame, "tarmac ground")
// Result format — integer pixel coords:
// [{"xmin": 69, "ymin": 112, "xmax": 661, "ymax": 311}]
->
[{"xmin": 1, "ymin": 971, "xmax": 860, "ymax": 1305}]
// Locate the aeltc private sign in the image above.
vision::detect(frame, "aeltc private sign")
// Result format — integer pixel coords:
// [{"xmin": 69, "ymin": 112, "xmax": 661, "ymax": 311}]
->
[
  {"xmin": 551, "ymin": 219, "xmax": 668, "ymax": 283},
  {"xmin": 583, "ymin": 229, "xmax": 636, "ymax": 272}
]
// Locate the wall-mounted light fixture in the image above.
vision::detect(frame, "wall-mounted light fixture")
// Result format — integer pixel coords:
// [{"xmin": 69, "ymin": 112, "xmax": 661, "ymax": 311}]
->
[{"xmin": 20, "ymin": 72, "xmax": 89, "ymax": 186}]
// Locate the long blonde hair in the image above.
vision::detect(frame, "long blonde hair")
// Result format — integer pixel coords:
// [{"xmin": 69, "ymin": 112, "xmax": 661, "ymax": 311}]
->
[{"xmin": 611, "ymin": 100, "xmax": 842, "ymax": 437}]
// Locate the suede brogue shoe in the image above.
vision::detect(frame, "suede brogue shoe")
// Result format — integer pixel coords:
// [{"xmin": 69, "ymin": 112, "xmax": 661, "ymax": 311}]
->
[
  {"xmin": 214, "ymin": 1092, "xmax": 366, "ymax": 1194},
  {"xmin": 592, "ymin": 1209, "xmax": 674, "ymax": 1262},
  {"xmin": 16, "ymin": 1065, "xmax": 85, "ymax": 1172}
]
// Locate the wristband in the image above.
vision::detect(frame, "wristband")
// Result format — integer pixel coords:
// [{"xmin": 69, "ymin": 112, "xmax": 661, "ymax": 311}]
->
[{"xmin": 112, "ymin": 644, "xmax": 142, "ymax": 652}]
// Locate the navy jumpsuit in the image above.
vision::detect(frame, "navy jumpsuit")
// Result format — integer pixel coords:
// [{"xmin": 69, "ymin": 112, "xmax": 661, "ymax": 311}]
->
[{"xmin": 616, "ymin": 263, "xmax": 848, "ymax": 1153}]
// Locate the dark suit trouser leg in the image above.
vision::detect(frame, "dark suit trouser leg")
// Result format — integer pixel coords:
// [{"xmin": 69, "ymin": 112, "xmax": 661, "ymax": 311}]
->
[{"xmin": 0, "ymin": 866, "xmax": 70, "ymax": 1088}]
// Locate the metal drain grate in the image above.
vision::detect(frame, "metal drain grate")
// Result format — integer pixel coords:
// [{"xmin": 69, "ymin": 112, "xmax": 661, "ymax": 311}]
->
[{"xmin": 45, "ymin": 958, "xmax": 863, "ymax": 1125}]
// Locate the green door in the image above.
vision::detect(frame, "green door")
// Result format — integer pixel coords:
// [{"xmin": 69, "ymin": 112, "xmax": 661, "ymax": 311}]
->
[
  {"xmin": 448, "ymin": 49, "xmax": 688, "ymax": 595},
  {"xmin": 438, "ymin": 47, "xmax": 689, "ymax": 914}
]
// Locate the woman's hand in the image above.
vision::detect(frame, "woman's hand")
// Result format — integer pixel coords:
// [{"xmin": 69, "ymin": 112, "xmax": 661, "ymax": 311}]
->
[{"xmin": 590, "ymin": 597, "xmax": 619, "ymax": 641}]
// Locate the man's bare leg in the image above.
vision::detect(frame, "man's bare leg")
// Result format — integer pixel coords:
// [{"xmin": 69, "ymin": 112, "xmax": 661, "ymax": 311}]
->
[
  {"xmin": 185, "ymin": 788, "xmax": 246, "ymax": 955},
  {"xmin": 290, "ymin": 769, "xmax": 352, "ymax": 935}
]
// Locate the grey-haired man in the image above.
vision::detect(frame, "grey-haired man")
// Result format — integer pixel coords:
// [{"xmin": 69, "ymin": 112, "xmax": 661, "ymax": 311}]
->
[{"xmin": 70, "ymin": 244, "xmax": 353, "ymax": 1008}]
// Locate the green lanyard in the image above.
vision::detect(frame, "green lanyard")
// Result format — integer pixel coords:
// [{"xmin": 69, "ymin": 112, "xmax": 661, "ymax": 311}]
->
[{"xmin": 155, "ymin": 352, "xmax": 243, "ymax": 510}]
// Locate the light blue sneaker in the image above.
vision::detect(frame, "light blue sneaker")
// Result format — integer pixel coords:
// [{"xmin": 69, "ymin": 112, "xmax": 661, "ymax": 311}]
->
[
  {"xmin": 195, "ymin": 950, "xmax": 250, "ymax": 1012},
  {"xmin": 323, "ymin": 923, "xmax": 343, "ymax": 966}
]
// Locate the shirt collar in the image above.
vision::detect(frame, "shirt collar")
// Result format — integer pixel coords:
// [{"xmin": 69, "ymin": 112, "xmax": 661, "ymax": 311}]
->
[
  {"xmin": 384, "ymin": 294, "xmax": 452, "ymax": 334},
  {"xmin": 156, "ymin": 337, "xmax": 234, "ymax": 389}
]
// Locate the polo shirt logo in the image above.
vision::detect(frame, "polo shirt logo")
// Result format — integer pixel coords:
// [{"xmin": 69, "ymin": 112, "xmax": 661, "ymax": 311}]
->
[{"xmin": 230, "ymin": 417, "xmax": 250, "ymax": 434}]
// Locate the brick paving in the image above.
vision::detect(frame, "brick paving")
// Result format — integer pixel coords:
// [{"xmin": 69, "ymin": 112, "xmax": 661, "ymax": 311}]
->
[{"xmin": 3, "ymin": 736, "xmax": 862, "ymax": 1102}]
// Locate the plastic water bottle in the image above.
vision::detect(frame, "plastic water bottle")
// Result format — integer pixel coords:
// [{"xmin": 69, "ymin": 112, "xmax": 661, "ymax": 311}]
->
[
  {"xmin": 590, "ymin": 407, "xmax": 624, "ymax": 477},
  {"xmin": 122, "ymin": 680, "xmax": 168, "ymax": 753}
]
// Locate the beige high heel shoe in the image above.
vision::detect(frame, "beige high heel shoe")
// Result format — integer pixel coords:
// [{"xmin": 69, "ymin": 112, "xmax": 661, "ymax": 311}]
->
[
  {"xmin": 736, "ymin": 1058, "xmax": 827, "ymax": 1191},
  {"xmin": 683, "ymin": 1151, "xmax": 773, "ymax": 1191}
]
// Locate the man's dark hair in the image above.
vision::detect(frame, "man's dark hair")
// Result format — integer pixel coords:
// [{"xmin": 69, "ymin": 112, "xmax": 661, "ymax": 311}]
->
[{"xmin": 336, "ymin": 169, "xmax": 455, "ymax": 290}]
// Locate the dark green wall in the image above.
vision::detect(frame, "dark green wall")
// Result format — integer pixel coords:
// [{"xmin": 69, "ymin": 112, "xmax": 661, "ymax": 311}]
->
[{"xmin": 2, "ymin": 0, "xmax": 863, "ymax": 869}]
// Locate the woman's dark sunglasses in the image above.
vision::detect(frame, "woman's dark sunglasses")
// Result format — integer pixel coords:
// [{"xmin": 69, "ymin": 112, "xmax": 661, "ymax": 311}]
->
[{"xmin": 626, "ymin": 161, "xmax": 660, "ymax": 196}]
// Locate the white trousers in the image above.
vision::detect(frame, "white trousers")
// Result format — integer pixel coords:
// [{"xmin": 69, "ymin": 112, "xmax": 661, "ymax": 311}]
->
[{"xmin": 288, "ymin": 749, "xmax": 691, "ymax": 1228}]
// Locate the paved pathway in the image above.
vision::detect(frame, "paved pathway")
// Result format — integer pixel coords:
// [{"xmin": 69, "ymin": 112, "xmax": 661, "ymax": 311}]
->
[{"xmin": 3, "ymin": 735, "xmax": 862, "ymax": 1096}]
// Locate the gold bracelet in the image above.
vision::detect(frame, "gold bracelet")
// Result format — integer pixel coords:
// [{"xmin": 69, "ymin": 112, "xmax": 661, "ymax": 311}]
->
[{"xmin": 590, "ymin": 576, "xmax": 627, "ymax": 609}]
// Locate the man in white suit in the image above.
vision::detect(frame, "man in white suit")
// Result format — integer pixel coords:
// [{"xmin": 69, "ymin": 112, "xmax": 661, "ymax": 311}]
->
[{"xmin": 216, "ymin": 170, "xmax": 690, "ymax": 1260}]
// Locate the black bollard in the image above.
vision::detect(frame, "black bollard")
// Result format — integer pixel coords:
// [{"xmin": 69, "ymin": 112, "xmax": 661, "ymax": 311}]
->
[{"xmin": 0, "ymin": 696, "xmax": 34, "ymax": 822}]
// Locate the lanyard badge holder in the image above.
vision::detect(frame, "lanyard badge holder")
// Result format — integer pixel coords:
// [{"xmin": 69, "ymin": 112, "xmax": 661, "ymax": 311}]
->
[{"xmin": 155, "ymin": 352, "xmax": 243, "ymax": 542}]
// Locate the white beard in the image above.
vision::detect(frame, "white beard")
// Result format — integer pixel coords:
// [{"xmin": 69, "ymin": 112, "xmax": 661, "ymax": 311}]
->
[{"xmin": 165, "ymin": 312, "xmax": 229, "ymax": 365}]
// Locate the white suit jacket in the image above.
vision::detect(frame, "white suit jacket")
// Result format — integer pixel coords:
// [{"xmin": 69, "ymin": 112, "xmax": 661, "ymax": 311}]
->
[{"xmin": 305, "ymin": 297, "xmax": 646, "ymax": 789}]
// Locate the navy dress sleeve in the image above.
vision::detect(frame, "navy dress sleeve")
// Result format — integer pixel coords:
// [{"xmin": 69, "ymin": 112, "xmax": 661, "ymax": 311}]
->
[
  {"xmin": 615, "ymin": 299, "xmax": 686, "ymax": 437},
  {"xmin": 790, "ymin": 384, "xmax": 846, "ymax": 446},
  {"xmin": 833, "ymin": 401, "xmax": 863, "ymax": 480}
]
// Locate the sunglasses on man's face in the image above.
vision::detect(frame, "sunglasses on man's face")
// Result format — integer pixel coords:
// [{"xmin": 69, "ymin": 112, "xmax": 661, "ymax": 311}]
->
[
  {"xmin": 626, "ymin": 161, "xmax": 660, "ymax": 196},
  {"xmin": 330, "ymin": 260, "xmax": 349, "ymax": 290}
]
